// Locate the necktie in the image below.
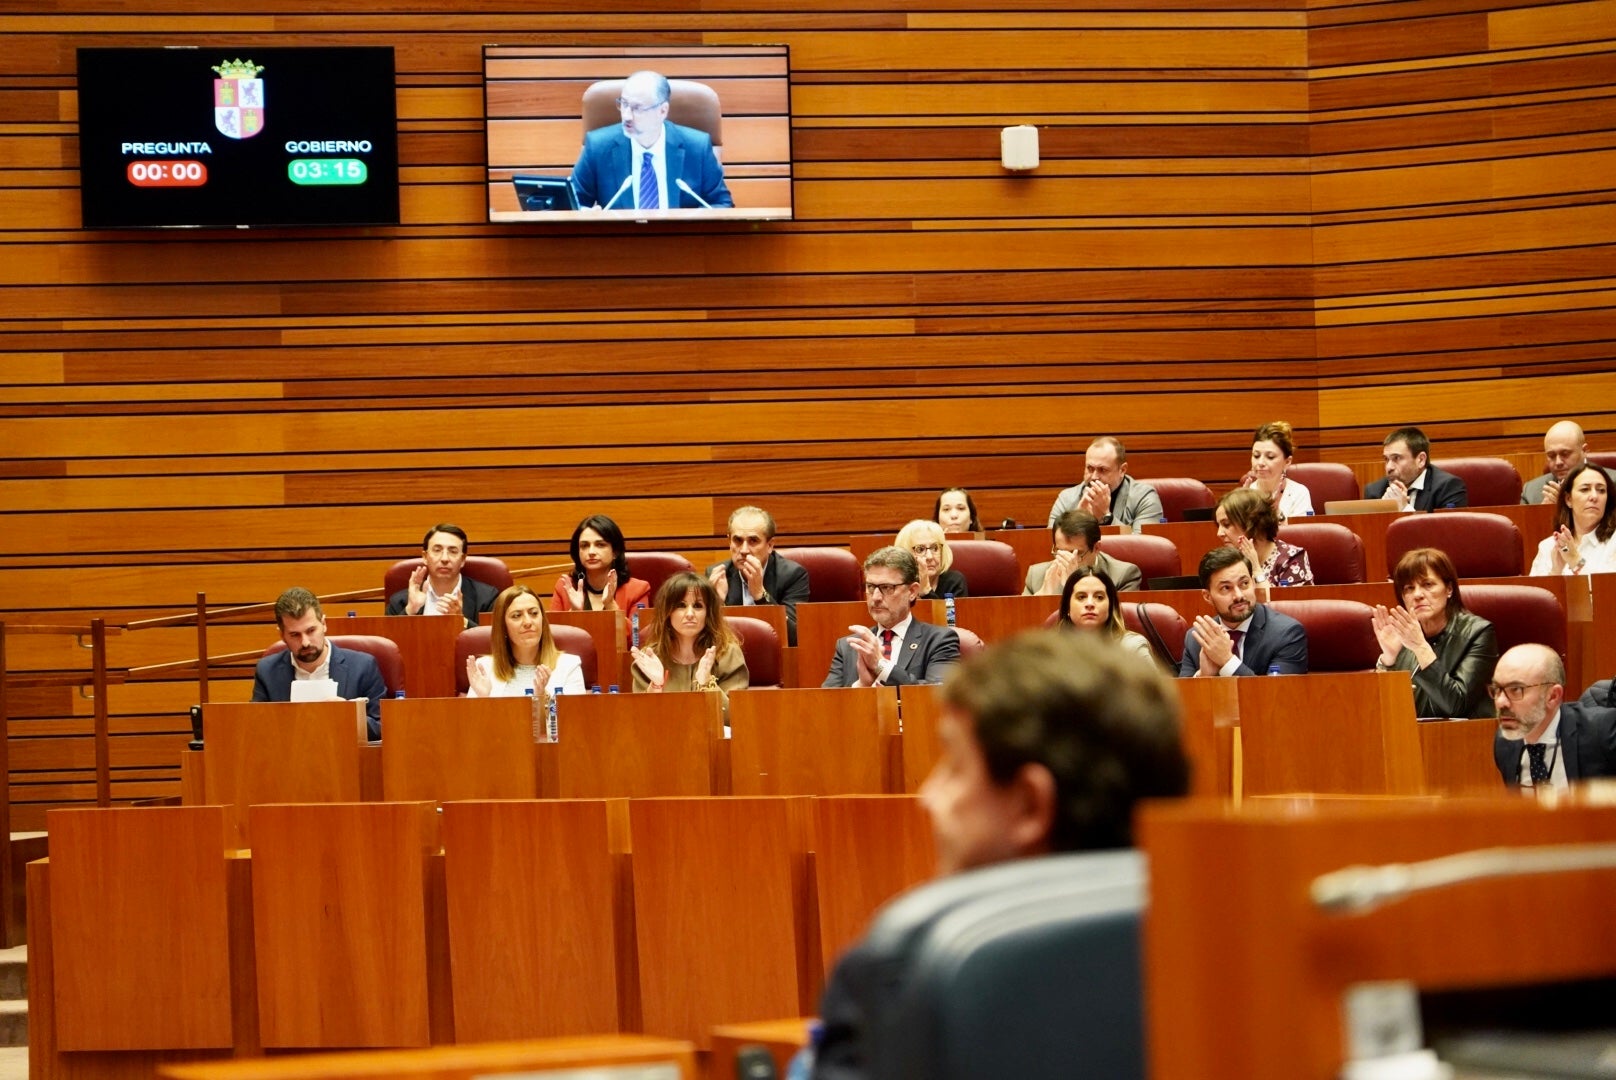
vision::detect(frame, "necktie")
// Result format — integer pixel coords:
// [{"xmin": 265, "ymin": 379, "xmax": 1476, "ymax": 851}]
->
[
  {"xmin": 1228, "ymin": 629, "xmax": 1244, "ymax": 658},
  {"xmin": 1526, "ymin": 742, "xmax": 1551, "ymax": 785},
  {"xmin": 638, "ymin": 150, "xmax": 658, "ymax": 210},
  {"xmin": 880, "ymin": 628, "xmax": 895, "ymax": 660}
]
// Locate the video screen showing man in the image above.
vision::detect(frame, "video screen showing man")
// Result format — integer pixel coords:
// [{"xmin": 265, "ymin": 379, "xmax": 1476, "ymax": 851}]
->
[{"xmin": 570, "ymin": 70, "xmax": 732, "ymax": 211}]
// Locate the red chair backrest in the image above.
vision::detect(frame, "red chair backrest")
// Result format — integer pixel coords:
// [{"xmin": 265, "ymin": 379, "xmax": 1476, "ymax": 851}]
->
[
  {"xmin": 1284, "ymin": 462, "xmax": 1359, "ymax": 505},
  {"xmin": 1384, "ymin": 512, "xmax": 1523, "ymax": 578},
  {"xmin": 264, "ymin": 634, "xmax": 406, "ymax": 695},
  {"xmin": 453, "ymin": 623, "xmax": 599, "ymax": 693},
  {"xmin": 1142, "ymin": 478, "xmax": 1214, "ymax": 523},
  {"xmin": 626, "ymin": 551, "xmax": 696, "ymax": 604},
  {"xmin": 1095, "ymin": 534, "xmax": 1182, "ymax": 587},
  {"xmin": 1268, "ymin": 599, "xmax": 1379, "ymax": 672},
  {"xmin": 1121, "ymin": 603, "xmax": 1188, "ymax": 666},
  {"xmin": 1461, "ymin": 584, "xmax": 1566, "ymax": 661},
  {"xmin": 778, "ymin": 546, "xmax": 863, "ymax": 603},
  {"xmin": 726, "ymin": 616, "xmax": 782, "ymax": 688},
  {"xmin": 945, "ymin": 540, "xmax": 1021, "ymax": 597},
  {"xmin": 383, "ymin": 556, "xmax": 513, "ymax": 599},
  {"xmin": 1432, "ymin": 457, "xmax": 1523, "ymax": 507},
  {"xmin": 1275, "ymin": 522, "xmax": 1365, "ymax": 585}
]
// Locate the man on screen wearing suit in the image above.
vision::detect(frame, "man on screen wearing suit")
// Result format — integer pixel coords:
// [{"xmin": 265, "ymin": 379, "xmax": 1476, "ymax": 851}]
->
[
  {"xmin": 707, "ymin": 505, "xmax": 810, "ymax": 646},
  {"xmin": 1364, "ymin": 426, "xmax": 1469, "ymax": 512},
  {"xmin": 384, "ymin": 523, "xmax": 498, "ymax": 630},
  {"xmin": 823, "ymin": 547, "xmax": 960, "ymax": 688},
  {"xmin": 1178, "ymin": 546, "xmax": 1308, "ymax": 678},
  {"xmin": 570, "ymin": 70, "xmax": 732, "ymax": 211},
  {"xmin": 1492, "ymin": 644, "xmax": 1616, "ymax": 790},
  {"xmin": 251, "ymin": 587, "xmax": 388, "ymax": 740}
]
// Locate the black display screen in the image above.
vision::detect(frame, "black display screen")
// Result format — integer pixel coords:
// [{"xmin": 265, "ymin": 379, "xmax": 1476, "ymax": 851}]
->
[{"xmin": 76, "ymin": 46, "xmax": 400, "ymax": 229}]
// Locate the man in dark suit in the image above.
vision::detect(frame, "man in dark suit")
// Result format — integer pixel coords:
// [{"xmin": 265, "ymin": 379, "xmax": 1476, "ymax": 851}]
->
[
  {"xmin": 251, "ymin": 587, "xmax": 389, "ymax": 740},
  {"xmin": 384, "ymin": 523, "xmax": 498, "ymax": 630},
  {"xmin": 1492, "ymin": 644, "xmax": 1616, "ymax": 789},
  {"xmin": 814, "ymin": 632, "xmax": 1190, "ymax": 1079},
  {"xmin": 1364, "ymin": 426, "xmax": 1468, "ymax": 511},
  {"xmin": 823, "ymin": 547, "xmax": 960, "ymax": 688},
  {"xmin": 570, "ymin": 70, "xmax": 732, "ymax": 211},
  {"xmin": 707, "ymin": 505, "xmax": 810, "ymax": 645},
  {"xmin": 1178, "ymin": 546, "xmax": 1309, "ymax": 678}
]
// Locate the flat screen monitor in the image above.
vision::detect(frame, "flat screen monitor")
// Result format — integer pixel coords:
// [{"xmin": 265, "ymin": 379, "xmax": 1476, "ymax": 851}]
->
[
  {"xmin": 76, "ymin": 46, "xmax": 401, "ymax": 229},
  {"xmin": 483, "ymin": 44, "xmax": 793, "ymax": 223}
]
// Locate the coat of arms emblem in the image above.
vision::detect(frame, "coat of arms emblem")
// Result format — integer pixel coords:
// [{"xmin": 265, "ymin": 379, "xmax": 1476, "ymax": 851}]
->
[{"xmin": 213, "ymin": 59, "xmax": 265, "ymax": 140}]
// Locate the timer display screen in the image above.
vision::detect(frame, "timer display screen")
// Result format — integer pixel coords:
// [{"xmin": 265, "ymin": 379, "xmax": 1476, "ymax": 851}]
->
[{"xmin": 77, "ymin": 47, "xmax": 400, "ymax": 229}]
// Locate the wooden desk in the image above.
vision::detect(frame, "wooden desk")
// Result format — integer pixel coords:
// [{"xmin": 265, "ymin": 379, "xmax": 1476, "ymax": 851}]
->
[
  {"xmin": 201, "ymin": 701, "xmax": 365, "ymax": 847},
  {"xmin": 730, "ymin": 687, "xmax": 899, "ymax": 795},
  {"xmin": 944, "ymin": 594, "xmax": 1057, "ymax": 642},
  {"xmin": 710, "ymin": 1019, "xmax": 813, "ymax": 1080},
  {"xmin": 325, "ymin": 615, "xmax": 460, "ymax": 700},
  {"xmin": 554, "ymin": 691, "xmax": 725, "ymax": 797},
  {"xmin": 1238, "ymin": 672, "xmax": 1423, "ymax": 797},
  {"xmin": 159, "ymin": 1036, "xmax": 697, "ymax": 1080},
  {"xmin": 1174, "ymin": 677, "xmax": 1240, "ymax": 798},
  {"xmin": 380, "ymin": 696, "xmax": 537, "ymax": 802},
  {"xmin": 1417, "ymin": 717, "xmax": 1508, "ymax": 796},
  {"xmin": 810, "ymin": 795, "xmax": 934, "ymax": 976},
  {"xmin": 898, "ymin": 684, "xmax": 944, "ymax": 793},
  {"xmin": 795, "ymin": 601, "xmax": 873, "ymax": 690}
]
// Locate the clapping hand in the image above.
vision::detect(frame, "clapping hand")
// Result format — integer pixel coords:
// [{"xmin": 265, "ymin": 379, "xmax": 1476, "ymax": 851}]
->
[
  {"xmin": 693, "ymin": 646, "xmax": 718, "ymax": 686},
  {"xmin": 1077, "ymin": 479, "xmax": 1113, "ymax": 520},
  {"xmin": 631, "ymin": 646, "xmax": 665, "ymax": 690},
  {"xmin": 559, "ymin": 573, "xmax": 586, "ymax": 609},
  {"xmin": 465, "ymin": 655, "xmax": 492, "ymax": 698},
  {"xmin": 1549, "ymin": 525, "xmax": 1580, "ymax": 573},
  {"xmin": 598, "ymin": 569, "xmax": 619, "ymax": 609},
  {"xmin": 846, "ymin": 625, "xmax": 882, "ymax": 687},
  {"xmin": 1189, "ymin": 615, "xmax": 1234, "ymax": 675},
  {"xmin": 1040, "ymin": 548, "xmax": 1077, "ymax": 595},
  {"xmin": 1371, "ymin": 604, "xmax": 1425, "ymax": 665},
  {"xmin": 407, "ymin": 564, "xmax": 430, "ymax": 614},
  {"xmin": 735, "ymin": 553, "xmax": 767, "ymax": 601}
]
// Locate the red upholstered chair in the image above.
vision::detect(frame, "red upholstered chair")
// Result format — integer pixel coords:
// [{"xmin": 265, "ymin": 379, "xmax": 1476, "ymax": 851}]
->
[
  {"xmin": 1284, "ymin": 462, "xmax": 1359, "ymax": 506},
  {"xmin": 726, "ymin": 616, "xmax": 782, "ymax": 689},
  {"xmin": 1120, "ymin": 603, "xmax": 1189, "ymax": 667},
  {"xmin": 383, "ymin": 556, "xmax": 513, "ymax": 600},
  {"xmin": 1268, "ymin": 599, "xmax": 1379, "ymax": 672},
  {"xmin": 453, "ymin": 624, "xmax": 599, "ymax": 694},
  {"xmin": 625, "ymin": 551, "xmax": 696, "ymax": 603},
  {"xmin": 1275, "ymin": 521, "xmax": 1365, "ymax": 585},
  {"xmin": 778, "ymin": 546, "xmax": 863, "ymax": 603},
  {"xmin": 265, "ymin": 634, "xmax": 406, "ymax": 695},
  {"xmin": 1384, "ymin": 512, "xmax": 1523, "ymax": 579},
  {"xmin": 1589, "ymin": 452, "xmax": 1616, "ymax": 472},
  {"xmin": 1094, "ymin": 534, "xmax": 1182, "ymax": 588},
  {"xmin": 953, "ymin": 626, "xmax": 986, "ymax": 657},
  {"xmin": 1141, "ymin": 478, "xmax": 1214, "ymax": 523},
  {"xmin": 1432, "ymin": 457, "xmax": 1523, "ymax": 507},
  {"xmin": 945, "ymin": 540, "xmax": 1022, "ymax": 597},
  {"xmin": 1460, "ymin": 584, "xmax": 1567, "ymax": 661}
]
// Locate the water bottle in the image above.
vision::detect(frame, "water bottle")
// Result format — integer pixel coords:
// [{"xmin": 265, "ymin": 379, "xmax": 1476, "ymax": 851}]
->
[
  {"xmin": 548, "ymin": 687, "xmax": 561, "ymax": 742},
  {"xmin": 785, "ymin": 1020, "xmax": 825, "ymax": 1080},
  {"xmin": 1305, "ymin": 509, "xmax": 1315, "ymax": 517},
  {"xmin": 525, "ymin": 687, "xmax": 540, "ymax": 740},
  {"xmin": 608, "ymin": 684, "xmax": 620, "ymax": 694},
  {"xmin": 944, "ymin": 592, "xmax": 956, "ymax": 627},
  {"xmin": 347, "ymin": 610, "xmax": 358, "ymax": 618},
  {"xmin": 1159, "ymin": 514, "xmax": 1169, "ymax": 524},
  {"xmin": 1267, "ymin": 663, "xmax": 1282, "ymax": 676},
  {"xmin": 631, "ymin": 605, "xmax": 643, "ymax": 649},
  {"xmin": 590, "ymin": 684, "xmax": 603, "ymax": 695},
  {"xmin": 394, "ymin": 688, "xmax": 406, "ymax": 699}
]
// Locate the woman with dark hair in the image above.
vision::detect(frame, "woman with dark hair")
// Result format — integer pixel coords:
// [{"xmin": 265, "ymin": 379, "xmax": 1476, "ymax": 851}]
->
[
  {"xmin": 933, "ymin": 487, "xmax": 982, "ymax": 533},
  {"xmin": 1373, "ymin": 547, "xmax": 1498, "ymax": 718},
  {"xmin": 1215, "ymin": 487, "xmax": 1313, "ymax": 589},
  {"xmin": 1056, "ymin": 569, "xmax": 1154, "ymax": 661},
  {"xmin": 465, "ymin": 585, "xmax": 586, "ymax": 700},
  {"xmin": 630, "ymin": 570, "xmax": 749, "ymax": 714},
  {"xmin": 1530, "ymin": 462, "xmax": 1616, "ymax": 576},
  {"xmin": 1241, "ymin": 420, "xmax": 1313, "ymax": 521},
  {"xmin": 551, "ymin": 514, "xmax": 651, "ymax": 615}
]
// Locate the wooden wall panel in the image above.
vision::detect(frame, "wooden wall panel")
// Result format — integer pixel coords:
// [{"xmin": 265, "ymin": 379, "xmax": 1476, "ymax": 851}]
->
[{"xmin": 2, "ymin": 0, "xmax": 1611, "ymax": 810}]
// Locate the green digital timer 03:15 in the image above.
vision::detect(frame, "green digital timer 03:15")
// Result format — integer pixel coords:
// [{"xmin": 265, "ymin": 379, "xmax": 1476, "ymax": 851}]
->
[{"xmin": 287, "ymin": 158, "xmax": 368, "ymax": 186}]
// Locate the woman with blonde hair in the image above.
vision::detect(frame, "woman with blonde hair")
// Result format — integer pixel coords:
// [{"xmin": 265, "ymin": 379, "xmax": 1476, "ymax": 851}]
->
[
  {"xmin": 1243, "ymin": 420, "xmax": 1313, "ymax": 522},
  {"xmin": 630, "ymin": 571, "xmax": 749, "ymax": 713},
  {"xmin": 465, "ymin": 585, "xmax": 586, "ymax": 701},
  {"xmin": 895, "ymin": 518, "xmax": 969, "ymax": 600}
]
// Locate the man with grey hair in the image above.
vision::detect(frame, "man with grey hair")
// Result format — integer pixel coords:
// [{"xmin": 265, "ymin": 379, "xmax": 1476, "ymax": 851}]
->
[
  {"xmin": 570, "ymin": 69, "xmax": 732, "ymax": 211},
  {"xmin": 1492, "ymin": 643, "xmax": 1616, "ymax": 789},
  {"xmin": 707, "ymin": 505, "xmax": 810, "ymax": 645},
  {"xmin": 823, "ymin": 547, "xmax": 960, "ymax": 687},
  {"xmin": 1047, "ymin": 436, "xmax": 1163, "ymax": 533},
  {"xmin": 1522, "ymin": 420, "xmax": 1589, "ymax": 505}
]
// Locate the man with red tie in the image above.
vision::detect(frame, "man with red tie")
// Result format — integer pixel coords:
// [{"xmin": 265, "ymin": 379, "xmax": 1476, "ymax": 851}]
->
[
  {"xmin": 1178, "ymin": 545, "xmax": 1308, "ymax": 678},
  {"xmin": 822, "ymin": 547, "xmax": 960, "ymax": 687}
]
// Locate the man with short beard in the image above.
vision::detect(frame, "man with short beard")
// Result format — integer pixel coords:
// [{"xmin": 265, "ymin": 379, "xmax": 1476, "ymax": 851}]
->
[
  {"xmin": 1491, "ymin": 643, "xmax": 1616, "ymax": 789},
  {"xmin": 1178, "ymin": 545, "xmax": 1308, "ymax": 678},
  {"xmin": 252, "ymin": 586, "xmax": 389, "ymax": 740}
]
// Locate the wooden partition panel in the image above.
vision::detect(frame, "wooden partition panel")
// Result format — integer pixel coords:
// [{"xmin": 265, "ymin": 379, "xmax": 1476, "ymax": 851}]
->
[
  {"xmin": 380, "ymin": 697, "xmax": 536, "ymax": 802},
  {"xmin": 554, "ymin": 691, "xmax": 724, "ymax": 797},
  {"xmin": 202, "ymin": 702, "xmax": 365, "ymax": 847},
  {"xmin": 810, "ymin": 795, "xmax": 935, "ymax": 977},
  {"xmin": 1239, "ymin": 673, "xmax": 1423, "ymax": 796},
  {"xmin": 323, "ymin": 615, "xmax": 459, "ymax": 700},
  {"xmin": 729, "ymin": 687, "xmax": 898, "ymax": 796}
]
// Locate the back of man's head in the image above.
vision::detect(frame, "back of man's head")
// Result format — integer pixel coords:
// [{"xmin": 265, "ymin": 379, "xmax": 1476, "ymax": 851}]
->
[
  {"xmin": 941, "ymin": 632, "xmax": 1188, "ymax": 853},
  {"xmin": 274, "ymin": 586, "xmax": 322, "ymax": 629},
  {"xmin": 1053, "ymin": 508, "xmax": 1101, "ymax": 547}
]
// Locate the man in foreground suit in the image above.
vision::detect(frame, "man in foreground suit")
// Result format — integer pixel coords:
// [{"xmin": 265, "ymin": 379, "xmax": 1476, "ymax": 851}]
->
[
  {"xmin": 813, "ymin": 632, "xmax": 1190, "ymax": 1078},
  {"xmin": 1492, "ymin": 643, "xmax": 1616, "ymax": 789},
  {"xmin": 1365, "ymin": 426, "xmax": 1469, "ymax": 511},
  {"xmin": 707, "ymin": 505, "xmax": 810, "ymax": 646},
  {"xmin": 823, "ymin": 547, "xmax": 959, "ymax": 687},
  {"xmin": 570, "ymin": 70, "xmax": 732, "ymax": 210},
  {"xmin": 1178, "ymin": 546, "xmax": 1308, "ymax": 677},
  {"xmin": 251, "ymin": 587, "xmax": 388, "ymax": 740},
  {"xmin": 1024, "ymin": 508, "xmax": 1143, "ymax": 595},
  {"xmin": 384, "ymin": 523, "xmax": 498, "ymax": 630}
]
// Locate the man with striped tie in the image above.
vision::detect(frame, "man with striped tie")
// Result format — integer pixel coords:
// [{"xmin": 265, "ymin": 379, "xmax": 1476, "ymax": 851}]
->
[{"xmin": 569, "ymin": 70, "xmax": 732, "ymax": 211}]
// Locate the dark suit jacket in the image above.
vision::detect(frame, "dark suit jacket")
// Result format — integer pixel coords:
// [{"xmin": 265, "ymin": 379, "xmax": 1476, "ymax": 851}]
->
[
  {"xmin": 707, "ymin": 551, "xmax": 810, "ymax": 646},
  {"xmin": 384, "ymin": 574, "xmax": 499, "ymax": 630},
  {"xmin": 823, "ymin": 619, "xmax": 960, "ymax": 688},
  {"xmin": 570, "ymin": 120, "xmax": 732, "ymax": 209},
  {"xmin": 1493, "ymin": 697, "xmax": 1616, "ymax": 785},
  {"xmin": 1177, "ymin": 604, "xmax": 1308, "ymax": 677},
  {"xmin": 1365, "ymin": 464, "xmax": 1468, "ymax": 511},
  {"xmin": 250, "ymin": 642, "xmax": 388, "ymax": 740}
]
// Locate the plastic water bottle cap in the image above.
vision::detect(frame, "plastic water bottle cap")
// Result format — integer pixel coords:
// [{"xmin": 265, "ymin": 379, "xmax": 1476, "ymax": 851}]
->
[
  {"xmin": 347, "ymin": 610, "xmax": 358, "ymax": 618},
  {"xmin": 395, "ymin": 689, "xmax": 406, "ymax": 699},
  {"xmin": 524, "ymin": 688, "xmax": 535, "ymax": 696},
  {"xmin": 1267, "ymin": 664, "xmax": 1282, "ymax": 676},
  {"xmin": 608, "ymin": 685, "xmax": 620, "ymax": 693}
]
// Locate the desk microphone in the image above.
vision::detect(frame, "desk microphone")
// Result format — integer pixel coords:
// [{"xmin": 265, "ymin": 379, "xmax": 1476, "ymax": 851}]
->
[
  {"xmin": 602, "ymin": 174, "xmax": 635, "ymax": 210},
  {"xmin": 675, "ymin": 178, "xmax": 714, "ymax": 210}
]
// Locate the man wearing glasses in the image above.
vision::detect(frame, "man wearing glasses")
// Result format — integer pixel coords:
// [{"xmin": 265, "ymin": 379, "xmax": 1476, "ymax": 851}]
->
[
  {"xmin": 707, "ymin": 505, "xmax": 809, "ymax": 646},
  {"xmin": 1023, "ymin": 509, "xmax": 1143, "ymax": 595},
  {"xmin": 823, "ymin": 547, "xmax": 960, "ymax": 688},
  {"xmin": 570, "ymin": 70, "xmax": 732, "ymax": 211},
  {"xmin": 1492, "ymin": 643, "xmax": 1616, "ymax": 789}
]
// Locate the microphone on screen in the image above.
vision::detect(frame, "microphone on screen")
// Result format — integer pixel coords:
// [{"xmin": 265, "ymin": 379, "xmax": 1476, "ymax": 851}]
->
[
  {"xmin": 675, "ymin": 178, "xmax": 714, "ymax": 210},
  {"xmin": 602, "ymin": 174, "xmax": 635, "ymax": 210}
]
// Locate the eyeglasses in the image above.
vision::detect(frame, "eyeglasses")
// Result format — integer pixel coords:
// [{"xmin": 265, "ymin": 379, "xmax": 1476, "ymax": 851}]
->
[
  {"xmin": 910, "ymin": 543, "xmax": 942, "ymax": 556},
  {"xmin": 615, "ymin": 97, "xmax": 661, "ymax": 114},
  {"xmin": 1487, "ymin": 681, "xmax": 1552, "ymax": 701},
  {"xmin": 863, "ymin": 581, "xmax": 910, "ymax": 597}
]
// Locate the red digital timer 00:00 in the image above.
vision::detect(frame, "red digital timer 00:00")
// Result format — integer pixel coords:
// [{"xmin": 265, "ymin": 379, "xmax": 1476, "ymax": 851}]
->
[{"xmin": 126, "ymin": 160, "xmax": 208, "ymax": 187}]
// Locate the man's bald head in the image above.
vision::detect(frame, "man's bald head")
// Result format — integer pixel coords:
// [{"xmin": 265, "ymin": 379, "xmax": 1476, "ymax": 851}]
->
[
  {"xmin": 1492, "ymin": 643, "xmax": 1566, "ymax": 743},
  {"xmin": 1544, "ymin": 421, "xmax": 1587, "ymax": 482}
]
